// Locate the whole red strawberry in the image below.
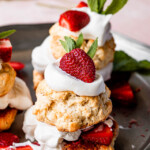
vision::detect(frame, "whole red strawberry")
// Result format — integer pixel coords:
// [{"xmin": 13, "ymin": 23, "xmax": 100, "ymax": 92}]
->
[
  {"xmin": 81, "ymin": 123, "xmax": 113, "ymax": 146},
  {"xmin": 59, "ymin": 48, "xmax": 95, "ymax": 83},
  {"xmin": 76, "ymin": 1, "xmax": 88, "ymax": 8},
  {"xmin": 0, "ymin": 39, "xmax": 12, "ymax": 62},
  {"xmin": 59, "ymin": 10, "xmax": 90, "ymax": 32},
  {"xmin": 0, "ymin": 133, "xmax": 19, "ymax": 147}
]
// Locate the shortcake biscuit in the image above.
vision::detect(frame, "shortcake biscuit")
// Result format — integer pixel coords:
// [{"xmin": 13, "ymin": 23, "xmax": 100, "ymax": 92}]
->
[
  {"xmin": 0, "ymin": 108, "xmax": 17, "ymax": 131},
  {"xmin": 0, "ymin": 63, "xmax": 16, "ymax": 97},
  {"xmin": 33, "ymin": 80, "xmax": 112, "ymax": 132}
]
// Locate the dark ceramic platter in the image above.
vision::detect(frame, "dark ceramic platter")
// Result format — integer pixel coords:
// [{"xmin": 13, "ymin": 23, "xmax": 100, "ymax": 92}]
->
[{"xmin": 0, "ymin": 24, "xmax": 150, "ymax": 150}]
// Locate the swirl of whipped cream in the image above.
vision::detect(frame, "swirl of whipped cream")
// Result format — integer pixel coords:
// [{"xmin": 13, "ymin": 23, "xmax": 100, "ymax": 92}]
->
[
  {"xmin": 61, "ymin": 7, "xmax": 112, "ymax": 46},
  {"xmin": 32, "ymin": 36, "xmax": 55, "ymax": 73},
  {"xmin": 0, "ymin": 77, "xmax": 33, "ymax": 110},
  {"xmin": 23, "ymin": 107, "xmax": 81, "ymax": 150},
  {"xmin": 44, "ymin": 60, "xmax": 105, "ymax": 96}
]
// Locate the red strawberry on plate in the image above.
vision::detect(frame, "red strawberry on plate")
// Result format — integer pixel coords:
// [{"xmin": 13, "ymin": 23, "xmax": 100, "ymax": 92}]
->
[
  {"xmin": 9, "ymin": 61, "xmax": 25, "ymax": 71},
  {"xmin": 0, "ymin": 39, "xmax": 12, "ymax": 62},
  {"xmin": 111, "ymin": 82, "xmax": 134, "ymax": 105},
  {"xmin": 59, "ymin": 10, "xmax": 90, "ymax": 32},
  {"xmin": 16, "ymin": 145, "xmax": 33, "ymax": 150},
  {"xmin": 76, "ymin": 1, "xmax": 88, "ymax": 8},
  {"xmin": 59, "ymin": 48, "xmax": 95, "ymax": 83},
  {"xmin": 0, "ymin": 133, "xmax": 19, "ymax": 147},
  {"xmin": 81, "ymin": 124, "xmax": 113, "ymax": 146}
]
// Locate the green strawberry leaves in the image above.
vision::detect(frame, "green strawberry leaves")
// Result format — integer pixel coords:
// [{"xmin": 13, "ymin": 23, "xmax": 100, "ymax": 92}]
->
[
  {"xmin": 88, "ymin": 0, "xmax": 128, "ymax": 15},
  {"xmin": 0, "ymin": 29, "xmax": 16, "ymax": 39},
  {"xmin": 87, "ymin": 38, "xmax": 98, "ymax": 58},
  {"xmin": 60, "ymin": 33, "xmax": 98, "ymax": 58},
  {"xmin": 102, "ymin": 0, "xmax": 128, "ymax": 14},
  {"xmin": 113, "ymin": 51, "xmax": 150, "ymax": 72}
]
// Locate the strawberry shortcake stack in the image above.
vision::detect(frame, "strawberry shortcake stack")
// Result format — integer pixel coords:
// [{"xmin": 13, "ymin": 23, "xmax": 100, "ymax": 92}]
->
[
  {"xmin": 23, "ymin": 36, "xmax": 119, "ymax": 150},
  {"xmin": 0, "ymin": 30, "xmax": 33, "ymax": 132},
  {"xmin": 32, "ymin": 0, "xmax": 128, "ymax": 89}
]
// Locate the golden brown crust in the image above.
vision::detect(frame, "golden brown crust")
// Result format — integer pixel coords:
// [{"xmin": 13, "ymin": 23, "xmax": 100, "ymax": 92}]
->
[
  {"xmin": 0, "ymin": 108, "xmax": 17, "ymax": 132},
  {"xmin": 49, "ymin": 23, "xmax": 115, "ymax": 70},
  {"xmin": 0, "ymin": 63, "xmax": 16, "ymax": 97},
  {"xmin": 33, "ymin": 80, "xmax": 112, "ymax": 132},
  {"xmin": 33, "ymin": 70, "xmax": 44, "ymax": 90},
  {"xmin": 62, "ymin": 119, "xmax": 119, "ymax": 150}
]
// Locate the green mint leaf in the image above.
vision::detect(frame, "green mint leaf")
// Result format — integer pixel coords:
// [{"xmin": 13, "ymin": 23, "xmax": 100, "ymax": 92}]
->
[
  {"xmin": 113, "ymin": 51, "xmax": 150, "ymax": 72},
  {"xmin": 87, "ymin": 0, "xmax": 99, "ymax": 13},
  {"xmin": 64, "ymin": 36, "xmax": 76, "ymax": 52},
  {"xmin": 87, "ymin": 38, "xmax": 98, "ymax": 58},
  {"xmin": 98, "ymin": 0, "xmax": 107, "ymax": 13},
  {"xmin": 0, "ymin": 29, "xmax": 16, "ymax": 39},
  {"xmin": 60, "ymin": 40, "xmax": 69, "ymax": 52},
  {"xmin": 102, "ymin": 0, "xmax": 128, "ymax": 15},
  {"xmin": 76, "ymin": 33, "xmax": 83, "ymax": 48}
]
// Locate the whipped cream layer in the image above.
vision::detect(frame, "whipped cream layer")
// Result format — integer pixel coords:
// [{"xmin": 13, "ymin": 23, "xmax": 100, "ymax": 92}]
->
[
  {"xmin": 23, "ymin": 107, "xmax": 81, "ymax": 150},
  {"xmin": 0, "ymin": 77, "xmax": 33, "ymax": 110},
  {"xmin": 97, "ymin": 63, "xmax": 113, "ymax": 81},
  {"xmin": 45, "ymin": 60, "xmax": 105, "ymax": 96},
  {"xmin": 61, "ymin": 7, "xmax": 112, "ymax": 46},
  {"xmin": 32, "ymin": 36, "xmax": 55, "ymax": 73}
]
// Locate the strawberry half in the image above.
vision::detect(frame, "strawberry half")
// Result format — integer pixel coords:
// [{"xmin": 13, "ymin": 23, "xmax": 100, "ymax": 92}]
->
[
  {"xmin": 0, "ymin": 133, "xmax": 19, "ymax": 147},
  {"xmin": 0, "ymin": 39, "xmax": 12, "ymax": 62},
  {"xmin": 111, "ymin": 82, "xmax": 134, "ymax": 105},
  {"xmin": 9, "ymin": 61, "xmax": 25, "ymax": 71},
  {"xmin": 76, "ymin": 1, "xmax": 88, "ymax": 8},
  {"xmin": 59, "ymin": 10, "xmax": 90, "ymax": 32},
  {"xmin": 16, "ymin": 145, "xmax": 33, "ymax": 150},
  {"xmin": 81, "ymin": 124, "xmax": 113, "ymax": 146},
  {"xmin": 59, "ymin": 48, "xmax": 95, "ymax": 83}
]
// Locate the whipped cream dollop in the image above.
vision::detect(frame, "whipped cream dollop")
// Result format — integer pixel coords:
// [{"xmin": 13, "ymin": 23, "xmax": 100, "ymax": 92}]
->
[
  {"xmin": 61, "ymin": 7, "xmax": 112, "ymax": 46},
  {"xmin": 0, "ymin": 77, "xmax": 33, "ymax": 110},
  {"xmin": 23, "ymin": 106, "xmax": 81, "ymax": 150},
  {"xmin": 32, "ymin": 36, "xmax": 55, "ymax": 73},
  {"xmin": 44, "ymin": 60, "xmax": 105, "ymax": 96}
]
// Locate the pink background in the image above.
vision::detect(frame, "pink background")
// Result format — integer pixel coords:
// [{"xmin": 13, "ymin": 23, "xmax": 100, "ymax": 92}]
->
[{"xmin": 0, "ymin": 0, "xmax": 150, "ymax": 45}]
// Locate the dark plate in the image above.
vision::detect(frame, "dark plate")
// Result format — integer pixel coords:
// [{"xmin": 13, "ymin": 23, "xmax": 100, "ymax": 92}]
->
[{"xmin": 0, "ymin": 24, "xmax": 150, "ymax": 150}]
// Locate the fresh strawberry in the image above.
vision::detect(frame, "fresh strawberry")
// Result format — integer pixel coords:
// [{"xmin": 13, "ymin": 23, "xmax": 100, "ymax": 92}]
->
[
  {"xmin": 0, "ymin": 146, "xmax": 14, "ymax": 150},
  {"xmin": 16, "ymin": 145, "xmax": 33, "ymax": 150},
  {"xmin": 0, "ymin": 39, "xmax": 12, "ymax": 62},
  {"xmin": 76, "ymin": 1, "xmax": 88, "ymax": 8},
  {"xmin": 9, "ymin": 61, "xmax": 25, "ymax": 71},
  {"xmin": 0, "ymin": 133, "xmax": 19, "ymax": 147},
  {"xmin": 59, "ymin": 48, "xmax": 95, "ymax": 83},
  {"xmin": 111, "ymin": 82, "xmax": 134, "ymax": 105},
  {"xmin": 81, "ymin": 124, "xmax": 113, "ymax": 146},
  {"xmin": 59, "ymin": 10, "xmax": 90, "ymax": 32}
]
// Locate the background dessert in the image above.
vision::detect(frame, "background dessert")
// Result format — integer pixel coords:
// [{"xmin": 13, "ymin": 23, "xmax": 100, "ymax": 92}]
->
[{"xmin": 0, "ymin": 30, "xmax": 33, "ymax": 131}]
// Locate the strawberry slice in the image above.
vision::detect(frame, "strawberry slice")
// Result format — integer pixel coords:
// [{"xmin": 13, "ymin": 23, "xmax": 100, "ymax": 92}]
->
[
  {"xmin": 76, "ymin": 1, "xmax": 88, "ymax": 8},
  {"xmin": 0, "ymin": 39, "xmax": 12, "ymax": 62},
  {"xmin": 9, "ymin": 61, "xmax": 25, "ymax": 71},
  {"xmin": 59, "ymin": 48, "xmax": 95, "ymax": 83},
  {"xmin": 0, "ymin": 133, "xmax": 19, "ymax": 147},
  {"xmin": 59, "ymin": 10, "xmax": 90, "ymax": 32},
  {"xmin": 16, "ymin": 145, "xmax": 33, "ymax": 150},
  {"xmin": 111, "ymin": 82, "xmax": 134, "ymax": 105},
  {"xmin": 81, "ymin": 124, "xmax": 113, "ymax": 146}
]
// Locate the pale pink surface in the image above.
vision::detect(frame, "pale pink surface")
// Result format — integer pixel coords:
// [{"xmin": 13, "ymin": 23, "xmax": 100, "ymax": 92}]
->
[{"xmin": 0, "ymin": 0, "xmax": 150, "ymax": 45}]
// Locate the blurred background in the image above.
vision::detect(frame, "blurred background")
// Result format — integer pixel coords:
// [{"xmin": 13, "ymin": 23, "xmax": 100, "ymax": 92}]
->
[{"xmin": 0, "ymin": 0, "xmax": 150, "ymax": 45}]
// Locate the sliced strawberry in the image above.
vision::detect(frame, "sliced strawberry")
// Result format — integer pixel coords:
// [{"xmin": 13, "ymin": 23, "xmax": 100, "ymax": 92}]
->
[
  {"xmin": 59, "ymin": 10, "xmax": 90, "ymax": 32},
  {"xmin": 81, "ymin": 124, "xmax": 113, "ymax": 146},
  {"xmin": 76, "ymin": 1, "xmax": 88, "ymax": 8},
  {"xmin": 111, "ymin": 82, "xmax": 134, "ymax": 105},
  {"xmin": 9, "ymin": 61, "xmax": 25, "ymax": 71},
  {"xmin": 0, "ymin": 39, "xmax": 12, "ymax": 62},
  {"xmin": 16, "ymin": 145, "xmax": 33, "ymax": 150},
  {"xmin": 0, "ymin": 133, "xmax": 19, "ymax": 147},
  {"xmin": 59, "ymin": 48, "xmax": 95, "ymax": 83}
]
